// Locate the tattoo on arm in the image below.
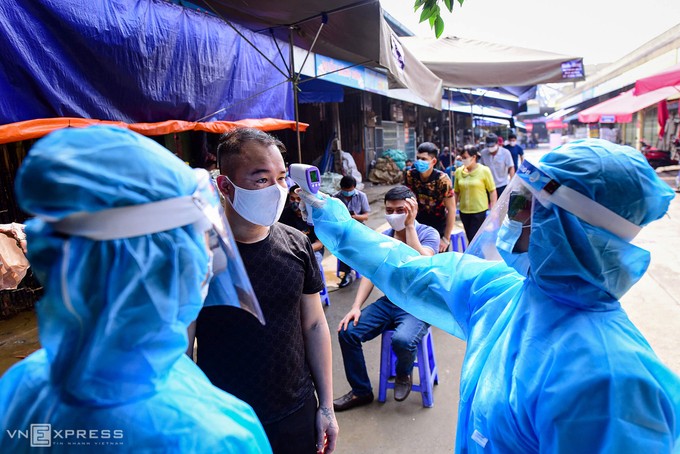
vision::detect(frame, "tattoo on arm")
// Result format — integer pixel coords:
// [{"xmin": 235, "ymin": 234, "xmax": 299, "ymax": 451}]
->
[{"xmin": 319, "ymin": 406, "xmax": 334, "ymax": 421}]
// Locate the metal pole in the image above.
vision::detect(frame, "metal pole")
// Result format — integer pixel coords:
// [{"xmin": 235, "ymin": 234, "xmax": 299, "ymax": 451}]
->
[
  {"xmin": 290, "ymin": 27, "xmax": 302, "ymax": 163},
  {"xmin": 448, "ymin": 89, "xmax": 454, "ymax": 150}
]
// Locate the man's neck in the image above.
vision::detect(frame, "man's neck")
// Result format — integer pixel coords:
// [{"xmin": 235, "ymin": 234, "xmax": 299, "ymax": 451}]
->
[
  {"xmin": 393, "ymin": 228, "xmax": 407, "ymax": 242},
  {"xmin": 225, "ymin": 203, "xmax": 271, "ymax": 243},
  {"xmin": 419, "ymin": 168, "xmax": 433, "ymax": 180}
]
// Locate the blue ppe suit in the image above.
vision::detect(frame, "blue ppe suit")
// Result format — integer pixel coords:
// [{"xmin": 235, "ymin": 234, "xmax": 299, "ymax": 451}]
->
[
  {"xmin": 310, "ymin": 139, "xmax": 680, "ymax": 452},
  {"xmin": 0, "ymin": 126, "xmax": 271, "ymax": 453}
]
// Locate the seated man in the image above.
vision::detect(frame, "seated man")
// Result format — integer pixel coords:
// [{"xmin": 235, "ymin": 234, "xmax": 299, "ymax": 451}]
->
[
  {"xmin": 333, "ymin": 186, "xmax": 439, "ymax": 411},
  {"xmin": 280, "ymin": 185, "xmax": 325, "ymax": 273},
  {"xmin": 333, "ymin": 176, "xmax": 370, "ymax": 288}
]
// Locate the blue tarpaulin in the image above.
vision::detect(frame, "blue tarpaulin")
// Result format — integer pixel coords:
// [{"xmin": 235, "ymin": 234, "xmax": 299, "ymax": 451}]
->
[
  {"xmin": 0, "ymin": 0, "xmax": 294, "ymax": 124},
  {"xmin": 298, "ymin": 77, "xmax": 344, "ymax": 104}
]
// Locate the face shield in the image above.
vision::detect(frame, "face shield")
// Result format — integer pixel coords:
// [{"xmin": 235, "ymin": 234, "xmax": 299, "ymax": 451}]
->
[
  {"xmin": 464, "ymin": 160, "xmax": 642, "ymax": 276},
  {"xmin": 48, "ymin": 168, "xmax": 264, "ymax": 324}
]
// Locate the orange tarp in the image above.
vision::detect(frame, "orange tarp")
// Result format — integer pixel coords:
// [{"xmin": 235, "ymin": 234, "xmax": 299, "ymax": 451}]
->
[{"xmin": 0, "ymin": 117, "xmax": 309, "ymax": 144}]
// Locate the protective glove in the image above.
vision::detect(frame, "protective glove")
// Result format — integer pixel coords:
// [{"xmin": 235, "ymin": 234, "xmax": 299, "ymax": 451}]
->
[{"xmin": 296, "ymin": 190, "xmax": 354, "ymax": 226}]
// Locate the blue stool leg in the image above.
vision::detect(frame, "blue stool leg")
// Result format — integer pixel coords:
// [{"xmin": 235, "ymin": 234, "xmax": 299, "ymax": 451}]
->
[
  {"xmin": 378, "ymin": 331, "xmax": 394, "ymax": 403},
  {"xmin": 319, "ymin": 266, "xmax": 330, "ymax": 306},
  {"xmin": 381, "ymin": 327, "xmax": 438, "ymax": 407},
  {"xmin": 450, "ymin": 231, "xmax": 467, "ymax": 253},
  {"xmin": 427, "ymin": 330, "xmax": 438, "ymax": 384}
]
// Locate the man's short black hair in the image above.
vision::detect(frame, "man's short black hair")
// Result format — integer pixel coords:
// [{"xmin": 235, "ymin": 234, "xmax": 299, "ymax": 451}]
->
[
  {"xmin": 288, "ymin": 184, "xmax": 300, "ymax": 195},
  {"xmin": 485, "ymin": 133, "xmax": 498, "ymax": 145},
  {"xmin": 384, "ymin": 185, "xmax": 415, "ymax": 202},
  {"xmin": 217, "ymin": 128, "xmax": 280, "ymax": 174},
  {"xmin": 340, "ymin": 175, "xmax": 357, "ymax": 189},
  {"xmin": 508, "ymin": 133, "xmax": 517, "ymax": 140},
  {"xmin": 417, "ymin": 142, "xmax": 439, "ymax": 159}
]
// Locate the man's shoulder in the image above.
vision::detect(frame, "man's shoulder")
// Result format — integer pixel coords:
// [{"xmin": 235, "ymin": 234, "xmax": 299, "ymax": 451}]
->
[
  {"xmin": 273, "ymin": 222, "xmax": 308, "ymax": 243},
  {"xmin": 416, "ymin": 222, "xmax": 439, "ymax": 238},
  {"xmin": 431, "ymin": 168, "xmax": 448, "ymax": 180},
  {"xmin": 500, "ymin": 147, "xmax": 513, "ymax": 157}
]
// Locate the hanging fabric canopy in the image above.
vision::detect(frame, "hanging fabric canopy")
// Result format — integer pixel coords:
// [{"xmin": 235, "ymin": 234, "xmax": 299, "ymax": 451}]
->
[
  {"xmin": 399, "ymin": 36, "xmax": 584, "ymax": 91},
  {"xmin": 0, "ymin": 0, "xmax": 294, "ymax": 124},
  {"xmin": 183, "ymin": 0, "xmax": 443, "ymax": 109},
  {"xmin": 0, "ymin": 118, "xmax": 308, "ymax": 145},
  {"xmin": 634, "ymin": 64, "xmax": 680, "ymax": 95},
  {"xmin": 577, "ymin": 87, "xmax": 680, "ymax": 123}
]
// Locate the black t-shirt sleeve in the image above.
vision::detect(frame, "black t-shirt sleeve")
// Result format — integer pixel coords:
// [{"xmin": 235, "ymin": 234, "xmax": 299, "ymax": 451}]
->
[{"xmin": 302, "ymin": 235, "xmax": 324, "ymax": 294}]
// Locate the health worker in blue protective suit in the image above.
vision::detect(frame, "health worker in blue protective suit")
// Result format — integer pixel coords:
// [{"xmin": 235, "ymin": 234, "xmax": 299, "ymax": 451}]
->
[
  {"xmin": 0, "ymin": 126, "xmax": 272, "ymax": 453},
  {"xmin": 302, "ymin": 139, "xmax": 680, "ymax": 452}
]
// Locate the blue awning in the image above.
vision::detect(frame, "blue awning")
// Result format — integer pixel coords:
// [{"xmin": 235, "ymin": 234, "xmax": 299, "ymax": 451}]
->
[{"xmin": 298, "ymin": 77, "xmax": 344, "ymax": 104}]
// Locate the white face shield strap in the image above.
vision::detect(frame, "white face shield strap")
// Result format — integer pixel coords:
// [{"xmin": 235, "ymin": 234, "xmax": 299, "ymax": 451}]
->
[
  {"xmin": 516, "ymin": 160, "xmax": 642, "ymax": 242},
  {"xmin": 50, "ymin": 195, "xmax": 206, "ymax": 240},
  {"xmin": 46, "ymin": 169, "xmax": 265, "ymax": 325}
]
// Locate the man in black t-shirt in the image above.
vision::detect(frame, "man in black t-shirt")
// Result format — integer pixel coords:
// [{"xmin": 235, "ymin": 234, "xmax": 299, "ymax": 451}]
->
[{"xmin": 190, "ymin": 128, "xmax": 338, "ymax": 454}]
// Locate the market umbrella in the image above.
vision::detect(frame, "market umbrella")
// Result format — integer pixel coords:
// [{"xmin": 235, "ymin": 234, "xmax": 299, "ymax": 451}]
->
[
  {"xmin": 400, "ymin": 36, "xmax": 585, "ymax": 88},
  {"xmin": 634, "ymin": 63, "xmax": 680, "ymax": 95},
  {"xmin": 184, "ymin": 0, "xmax": 443, "ymax": 161},
  {"xmin": 399, "ymin": 36, "xmax": 583, "ymax": 144},
  {"xmin": 577, "ymin": 87, "xmax": 679, "ymax": 123}
]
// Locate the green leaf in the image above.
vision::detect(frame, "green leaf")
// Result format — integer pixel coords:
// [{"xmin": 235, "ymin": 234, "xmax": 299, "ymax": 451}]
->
[
  {"xmin": 434, "ymin": 16, "xmax": 445, "ymax": 38},
  {"xmin": 413, "ymin": 0, "xmax": 425, "ymax": 12},
  {"xmin": 457, "ymin": 0, "xmax": 465, "ymax": 6},
  {"xmin": 428, "ymin": 4, "xmax": 440, "ymax": 26},
  {"xmin": 444, "ymin": 0, "xmax": 453, "ymax": 12},
  {"xmin": 419, "ymin": 6, "xmax": 433, "ymax": 23}
]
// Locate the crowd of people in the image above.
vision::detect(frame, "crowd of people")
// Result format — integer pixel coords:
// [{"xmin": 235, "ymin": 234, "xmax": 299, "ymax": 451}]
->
[{"xmin": 0, "ymin": 125, "xmax": 679, "ymax": 453}]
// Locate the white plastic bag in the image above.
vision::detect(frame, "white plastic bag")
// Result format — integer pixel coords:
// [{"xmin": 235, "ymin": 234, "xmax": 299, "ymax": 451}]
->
[{"xmin": 0, "ymin": 233, "xmax": 29, "ymax": 290}]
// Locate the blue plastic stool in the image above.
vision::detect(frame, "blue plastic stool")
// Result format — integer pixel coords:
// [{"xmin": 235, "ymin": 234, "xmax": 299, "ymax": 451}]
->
[
  {"xmin": 336, "ymin": 259, "xmax": 361, "ymax": 280},
  {"xmin": 378, "ymin": 327, "xmax": 438, "ymax": 407},
  {"xmin": 450, "ymin": 229, "xmax": 467, "ymax": 253},
  {"xmin": 319, "ymin": 266, "xmax": 330, "ymax": 307}
]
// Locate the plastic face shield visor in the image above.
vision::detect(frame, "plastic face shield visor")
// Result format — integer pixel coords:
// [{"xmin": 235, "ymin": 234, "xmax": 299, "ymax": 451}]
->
[
  {"xmin": 48, "ymin": 169, "xmax": 264, "ymax": 324},
  {"xmin": 465, "ymin": 159, "xmax": 642, "ymax": 265}
]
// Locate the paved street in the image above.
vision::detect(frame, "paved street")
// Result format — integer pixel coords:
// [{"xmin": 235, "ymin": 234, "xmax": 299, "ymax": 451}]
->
[{"xmin": 0, "ymin": 145, "xmax": 679, "ymax": 452}]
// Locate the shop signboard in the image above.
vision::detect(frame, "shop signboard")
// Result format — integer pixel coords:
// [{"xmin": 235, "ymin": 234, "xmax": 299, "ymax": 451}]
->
[
  {"xmin": 600, "ymin": 115, "xmax": 616, "ymax": 123},
  {"xmin": 314, "ymin": 55, "xmax": 388, "ymax": 96},
  {"xmin": 561, "ymin": 59, "xmax": 585, "ymax": 80}
]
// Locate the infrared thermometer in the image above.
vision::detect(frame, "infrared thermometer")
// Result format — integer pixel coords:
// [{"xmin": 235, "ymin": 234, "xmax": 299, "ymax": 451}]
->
[{"xmin": 289, "ymin": 164, "xmax": 321, "ymax": 194}]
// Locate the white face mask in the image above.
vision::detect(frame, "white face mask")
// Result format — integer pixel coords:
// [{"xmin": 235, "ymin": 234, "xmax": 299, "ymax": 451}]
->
[
  {"xmin": 226, "ymin": 177, "xmax": 288, "ymax": 226},
  {"xmin": 385, "ymin": 213, "xmax": 407, "ymax": 231},
  {"xmin": 463, "ymin": 157, "xmax": 473, "ymax": 167}
]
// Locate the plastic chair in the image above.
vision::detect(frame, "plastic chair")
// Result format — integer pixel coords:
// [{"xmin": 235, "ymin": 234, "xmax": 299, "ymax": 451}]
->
[
  {"xmin": 378, "ymin": 327, "xmax": 438, "ymax": 407},
  {"xmin": 450, "ymin": 229, "xmax": 467, "ymax": 253},
  {"xmin": 336, "ymin": 259, "xmax": 361, "ymax": 280}
]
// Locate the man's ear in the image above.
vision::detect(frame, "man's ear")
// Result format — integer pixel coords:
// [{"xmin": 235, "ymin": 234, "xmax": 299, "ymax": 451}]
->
[{"xmin": 215, "ymin": 175, "xmax": 231, "ymax": 197}]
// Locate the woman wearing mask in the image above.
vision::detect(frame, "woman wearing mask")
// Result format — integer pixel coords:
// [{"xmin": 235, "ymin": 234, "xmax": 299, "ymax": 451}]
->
[{"xmin": 454, "ymin": 145, "xmax": 497, "ymax": 242}]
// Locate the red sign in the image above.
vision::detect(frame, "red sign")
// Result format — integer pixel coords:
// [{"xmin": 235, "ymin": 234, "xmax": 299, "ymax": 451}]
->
[{"xmin": 546, "ymin": 120, "xmax": 567, "ymax": 129}]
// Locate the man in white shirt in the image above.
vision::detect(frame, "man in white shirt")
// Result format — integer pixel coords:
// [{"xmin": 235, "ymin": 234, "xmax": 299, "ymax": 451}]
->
[{"xmin": 480, "ymin": 133, "xmax": 515, "ymax": 198}]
